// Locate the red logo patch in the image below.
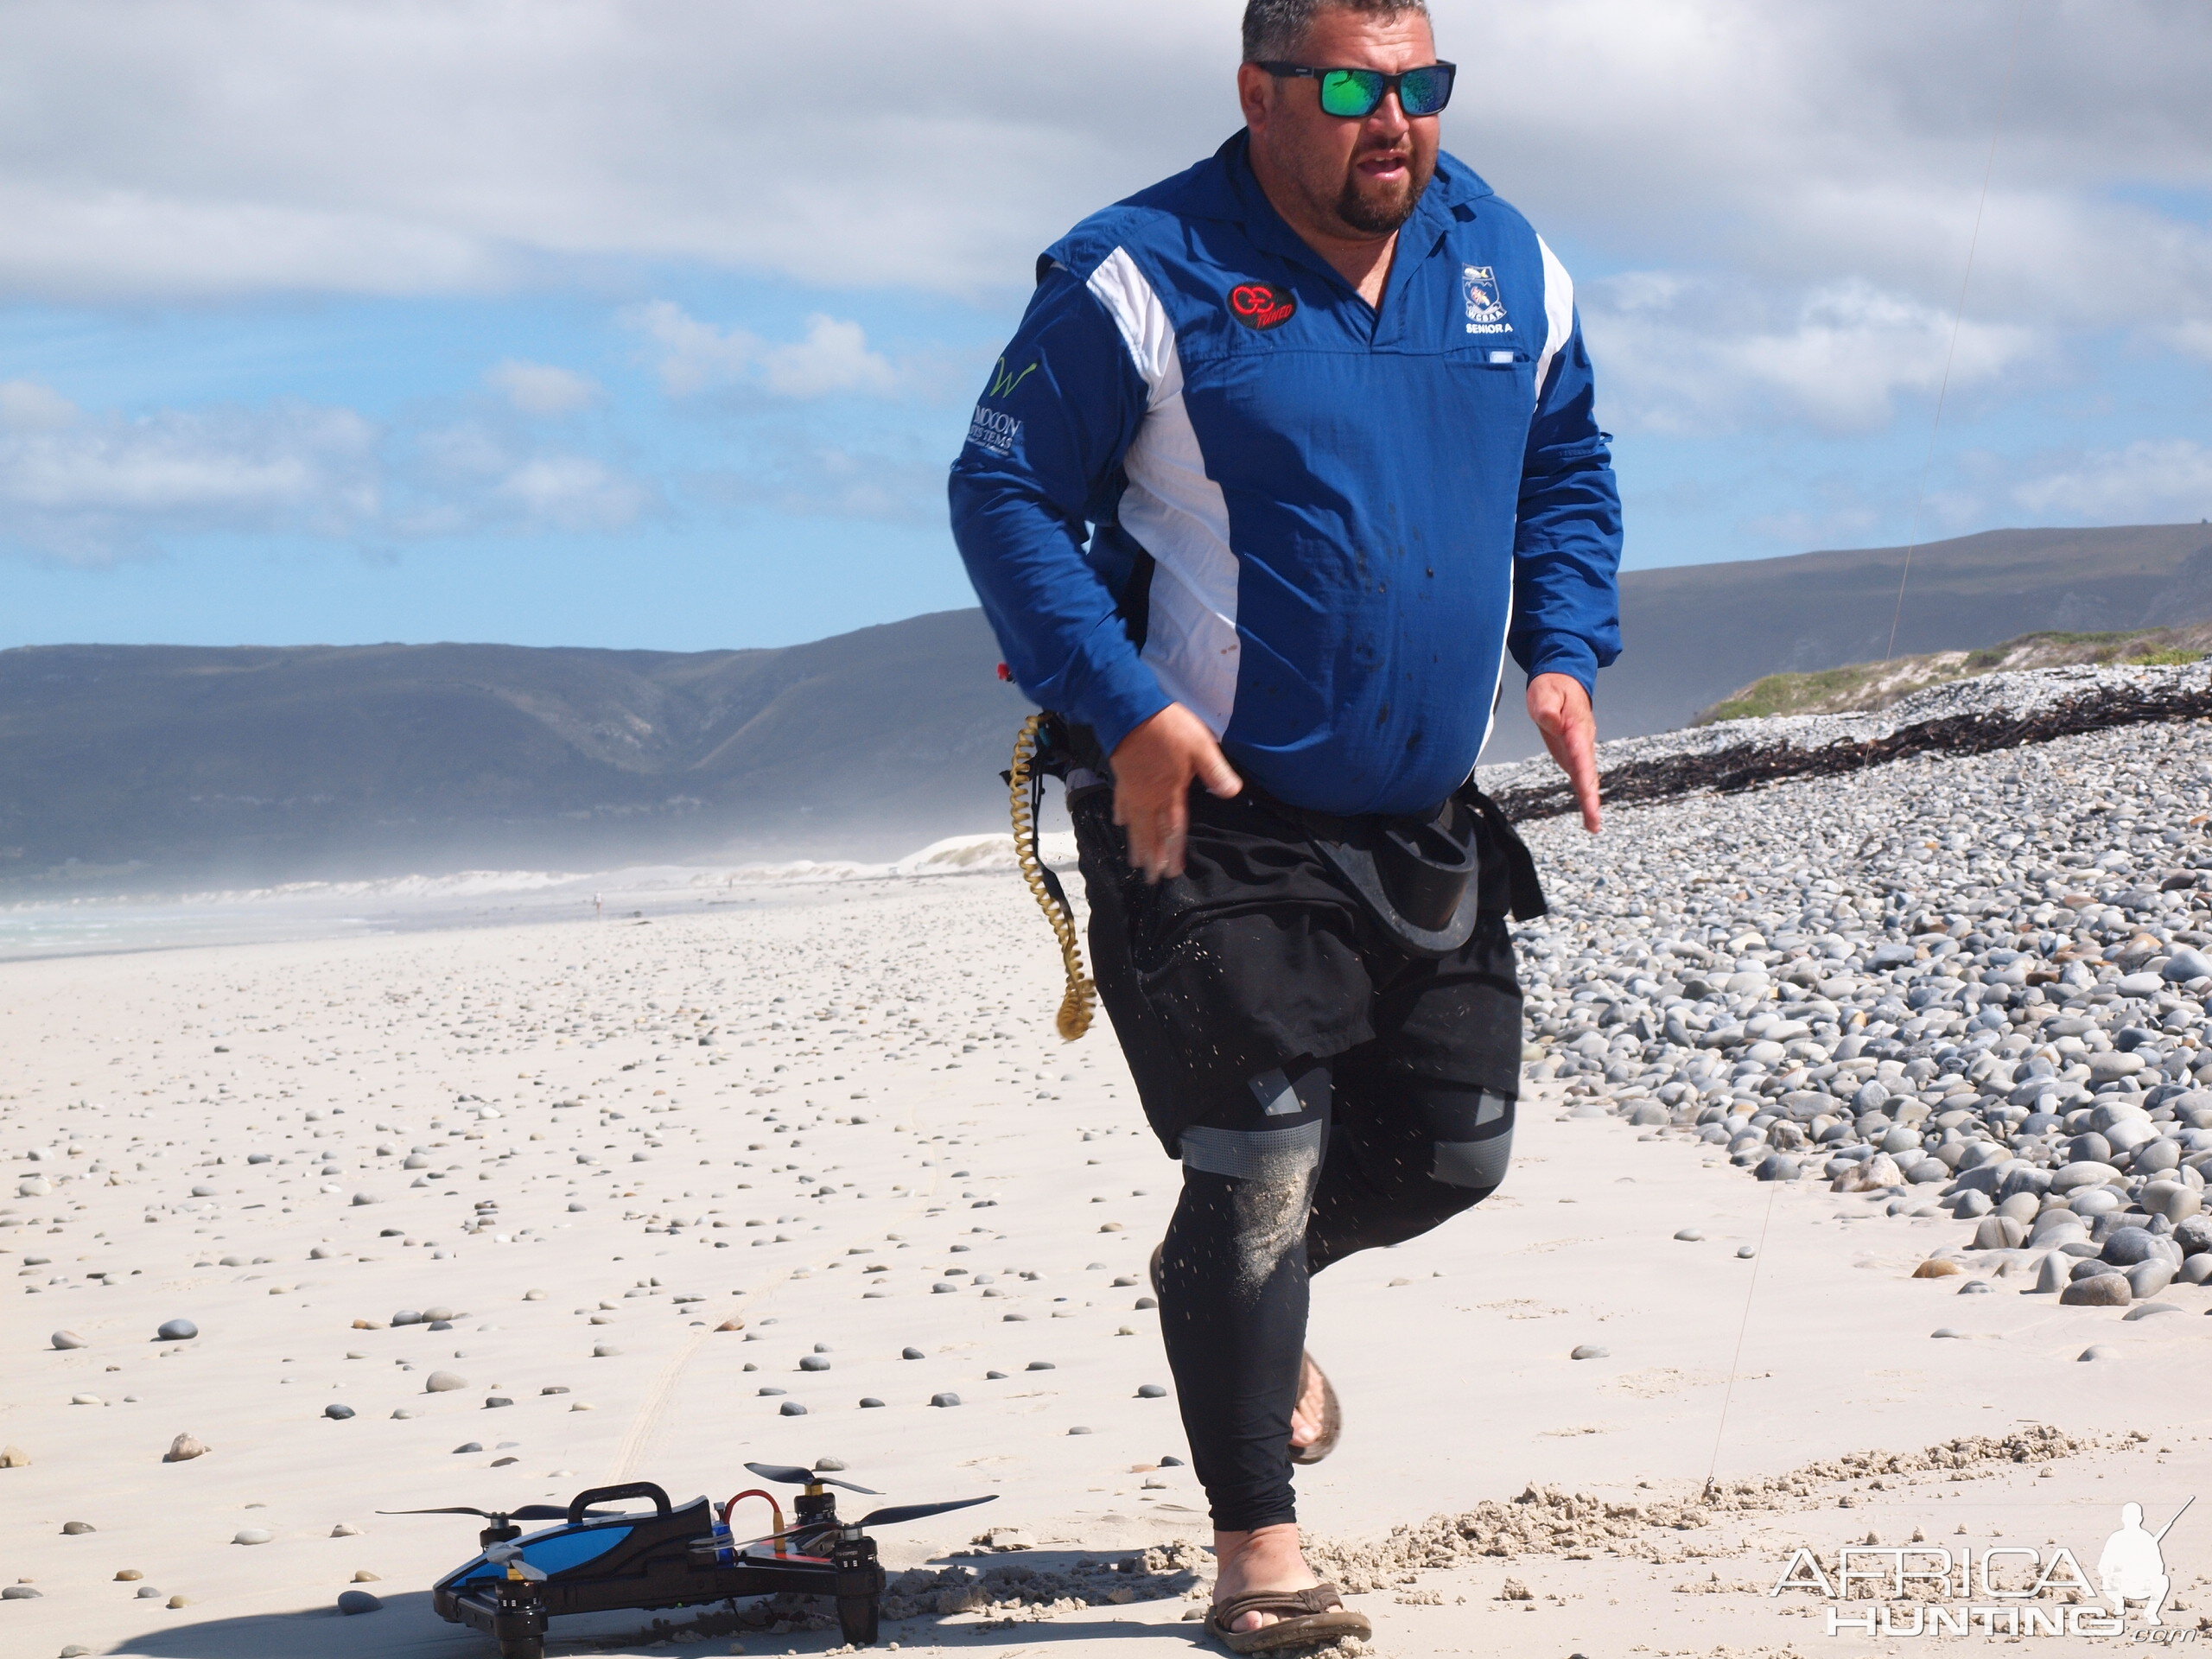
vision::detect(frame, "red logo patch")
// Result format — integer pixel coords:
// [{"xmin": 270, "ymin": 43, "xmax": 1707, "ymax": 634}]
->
[{"xmin": 1229, "ymin": 282, "xmax": 1296, "ymax": 330}]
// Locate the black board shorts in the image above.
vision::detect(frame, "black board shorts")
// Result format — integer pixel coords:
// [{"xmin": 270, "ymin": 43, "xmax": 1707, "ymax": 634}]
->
[{"xmin": 1069, "ymin": 782, "xmax": 1527, "ymax": 1155}]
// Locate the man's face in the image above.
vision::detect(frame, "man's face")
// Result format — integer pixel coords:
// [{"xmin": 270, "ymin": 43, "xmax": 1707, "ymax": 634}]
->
[{"xmin": 1238, "ymin": 7, "xmax": 1441, "ymax": 240}]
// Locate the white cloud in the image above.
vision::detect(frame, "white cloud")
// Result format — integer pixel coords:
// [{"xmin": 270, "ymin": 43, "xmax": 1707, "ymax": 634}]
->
[
  {"xmin": 491, "ymin": 455, "xmax": 647, "ymax": 532},
  {"xmin": 0, "ymin": 402, "xmax": 379, "ymax": 563},
  {"xmin": 0, "ymin": 397, "xmax": 652, "ymax": 564},
  {"xmin": 0, "ymin": 0, "xmax": 2197, "ymax": 339},
  {"xmin": 623, "ymin": 302, "xmax": 899, "ymax": 400},
  {"xmin": 2011, "ymin": 441, "xmax": 2212, "ymax": 523},
  {"xmin": 1586, "ymin": 273, "xmax": 2036, "ymax": 435},
  {"xmin": 0, "ymin": 379, "xmax": 81, "ymax": 430},
  {"xmin": 485, "ymin": 359, "xmax": 599, "ymax": 415},
  {"xmin": 2171, "ymin": 320, "xmax": 2212, "ymax": 366}
]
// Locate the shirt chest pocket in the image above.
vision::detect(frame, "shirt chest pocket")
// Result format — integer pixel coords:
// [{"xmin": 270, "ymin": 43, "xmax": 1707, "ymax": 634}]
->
[{"xmin": 1445, "ymin": 347, "xmax": 1536, "ymax": 415}]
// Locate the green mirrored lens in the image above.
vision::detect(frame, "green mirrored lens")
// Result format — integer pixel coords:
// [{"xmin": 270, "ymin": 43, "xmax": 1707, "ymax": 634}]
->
[
  {"xmin": 1318, "ymin": 68, "xmax": 1383, "ymax": 117},
  {"xmin": 1399, "ymin": 65, "xmax": 1452, "ymax": 116}
]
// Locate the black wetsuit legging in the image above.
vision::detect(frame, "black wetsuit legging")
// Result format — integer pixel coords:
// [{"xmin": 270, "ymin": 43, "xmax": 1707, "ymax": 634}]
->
[{"xmin": 1154, "ymin": 1048, "xmax": 1515, "ymax": 1533}]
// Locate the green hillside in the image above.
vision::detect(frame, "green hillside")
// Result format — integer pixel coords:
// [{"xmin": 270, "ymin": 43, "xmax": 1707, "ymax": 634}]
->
[{"xmin": 1695, "ymin": 623, "xmax": 2212, "ymax": 725}]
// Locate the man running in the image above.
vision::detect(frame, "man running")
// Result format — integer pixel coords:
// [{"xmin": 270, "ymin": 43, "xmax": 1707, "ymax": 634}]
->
[{"xmin": 950, "ymin": 0, "xmax": 1619, "ymax": 1648}]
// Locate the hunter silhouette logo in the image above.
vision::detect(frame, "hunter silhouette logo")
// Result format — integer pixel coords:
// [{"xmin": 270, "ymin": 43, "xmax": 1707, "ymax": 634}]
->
[
  {"xmin": 2100, "ymin": 1498, "xmax": 2189, "ymax": 1627},
  {"xmin": 1228, "ymin": 283, "xmax": 1296, "ymax": 330}
]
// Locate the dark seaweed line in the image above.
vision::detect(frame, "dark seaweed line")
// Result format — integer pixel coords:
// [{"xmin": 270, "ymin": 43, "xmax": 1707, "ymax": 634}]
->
[{"xmin": 1493, "ymin": 683, "xmax": 2212, "ymax": 823}]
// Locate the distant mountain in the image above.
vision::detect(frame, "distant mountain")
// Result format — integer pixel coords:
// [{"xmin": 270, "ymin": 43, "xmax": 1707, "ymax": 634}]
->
[
  {"xmin": 0, "ymin": 611, "xmax": 1033, "ymax": 891},
  {"xmin": 1481, "ymin": 522, "xmax": 2212, "ymax": 761},
  {"xmin": 8, "ymin": 524, "xmax": 2210, "ymax": 891}
]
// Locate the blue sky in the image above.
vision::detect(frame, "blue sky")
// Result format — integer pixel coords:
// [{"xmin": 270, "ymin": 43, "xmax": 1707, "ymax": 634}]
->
[{"xmin": 2, "ymin": 0, "xmax": 2208, "ymax": 653}]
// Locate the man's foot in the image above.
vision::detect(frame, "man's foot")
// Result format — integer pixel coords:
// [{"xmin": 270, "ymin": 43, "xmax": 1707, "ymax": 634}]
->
[{"xmin": 1212, "ymin": 1524, "xmax": 1319, "ymax": 1634}]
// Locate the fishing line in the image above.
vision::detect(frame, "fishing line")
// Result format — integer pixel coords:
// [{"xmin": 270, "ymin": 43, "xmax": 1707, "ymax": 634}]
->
[
  {"xmin": 1882, "ymin": 0, "xmax": 2030, "ymax": 663},
  {"xmin": 1702, "ymin": 1173, "xmax": 1782, "ymax": 1497}
]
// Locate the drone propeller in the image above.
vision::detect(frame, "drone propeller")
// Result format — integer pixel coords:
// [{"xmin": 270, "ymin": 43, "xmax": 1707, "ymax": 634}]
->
[
  {"xmin": 858, "ymin": 1496, "xmax": 997, "ymax": 1529},
  {"xmin": 724, "ymin": 1495, "xmax": 996, "ymax": 1552},
  {"xmin": 742, "ymin": 1461, "xmax": 880, "ymax": 1496},
  {"xmin": 379, "ymin": 1504, "xmax": 607, "ymax": 1522}
]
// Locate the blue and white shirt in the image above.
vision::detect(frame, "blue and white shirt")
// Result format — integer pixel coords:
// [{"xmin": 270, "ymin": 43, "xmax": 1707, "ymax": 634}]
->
[{"xmin": 949, "ymin": 131, "xmax": 1622, "ymax": 818}]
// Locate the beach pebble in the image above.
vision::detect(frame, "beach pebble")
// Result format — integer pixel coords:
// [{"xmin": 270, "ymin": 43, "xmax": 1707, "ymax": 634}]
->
[
  {"xmin": 798, "ymin": 1355, "xmax": 831, "ymax": 1371},
  {"xmin": 1673, "ymin": 1229, "xmax": 1705, "ymax": 1242},
  {"xmin": 60, "ymin": 1520, "xmax": 95, "ymax": 1535},
  {"xmin": 2078, "ymin": 1345, "xmax": 2119, "ymax": 1361},
  {"xmin": 860, "ymin": 1397, "xmax": 885, "ymax": 1408},
  {"xmin": 1067, "ymin": 1426, "xmax": 1092, "ymax": 1434},
  {"xmin": 1735, "ymin": 1244, "xmax": 1758, "ymax": 1259},
  {"xmin": 931, "ymin": 1392, "xmax": 962, "ymax": 1408},
  {"xmin": 331, "ymin": 1522, "xmax": 361, "ymax": 1536},
  {"xmin": 2122, "ymin": 1302, "xmax": 2185, "ymax": 1321},
  {"xmin": 2060, "ymin": 1275, "xmax": 2132, "ymax": 1307},
  {"xmin": 1136, "ymin": 1383, "xmax": 1168, "ymax": 1397},
  {"xmin": 423, "ymin": 1371, "xmax": 467, "ymax": 1392},
  {"xmin": 1911, "ymin": 1259, "xmax": 1967, "ymax": 1278},
  {"xmin": 1929, "ymin": 1327, "xmax": 1967, "ymax": 1339},
  {"xmin": 901, "ymin": 1346, "xmax": 926, "ymax": 1359},
  {"xmin": 50, "ymin": 1331, "xmax": 86, "ymax": 1351},
  {"xmin": 155, "ymin": 1319, "xmax": 198, "ymax": 1342},
  {"xmin": 337, "ymin": 1589, "xmax": 383, "ymax": 1615},
  {"xmin": 0, "ymin": 1586, "xmax": 39, "ymax": 1599},
  {"xmin": 1026, "ymin": 1360, "xmax": 1056, "ymax": 1370},
  {"xmin": 1569, "ymin": 1344, "xmax": 1610, "ymax": 1360},
  {"xmin": 778, "ymin": 1401, "xmax": 808, "ymax": 1416},
  {"xmin": 232, "ymin": 1528, "xmax": 273, "ymax": 1545},
  {"xmin": 324, "ymin": 1404, "xmax": 355, "ymax": 1420},
  {"xmin": 592, "ymin": 1344, "xmax": 621, "ymax": 1358},
  {"xmin": 163, "ymin": 1433, "xmax": 209, "ymax": 1462}
]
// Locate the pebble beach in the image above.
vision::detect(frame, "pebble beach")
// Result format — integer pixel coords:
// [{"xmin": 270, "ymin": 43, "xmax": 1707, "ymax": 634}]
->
[{"xmin": 5, "ymin": 665, "xmax": 2211, "ymax": 1657}]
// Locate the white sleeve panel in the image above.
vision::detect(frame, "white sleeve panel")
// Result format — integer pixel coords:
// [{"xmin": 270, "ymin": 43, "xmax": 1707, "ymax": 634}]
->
[
  {"xmin": 1534, "ymin": 237, "xmax": 1575, "ymax": 408},
  {"xmin": 1084, "ymin": 247, "xmax": 1242, "ymax": 738}
]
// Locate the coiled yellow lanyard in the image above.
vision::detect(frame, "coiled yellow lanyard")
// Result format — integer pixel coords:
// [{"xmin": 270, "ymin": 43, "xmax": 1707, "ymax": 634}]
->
[{"xmin": 1007, "ymin": 714, "xmax": 1096, "ymax": 1041}]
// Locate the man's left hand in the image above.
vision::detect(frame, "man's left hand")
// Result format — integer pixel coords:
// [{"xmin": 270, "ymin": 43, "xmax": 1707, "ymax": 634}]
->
[{"xmin": 1527, "ymin": 672, "xmax": 1602, "ymax": 833}]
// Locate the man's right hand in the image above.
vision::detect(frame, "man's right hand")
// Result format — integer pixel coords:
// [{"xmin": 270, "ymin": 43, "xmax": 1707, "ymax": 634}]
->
[{"xmin": 1110, "ymin": 703, "xmax": 1243, "ymax": 881}]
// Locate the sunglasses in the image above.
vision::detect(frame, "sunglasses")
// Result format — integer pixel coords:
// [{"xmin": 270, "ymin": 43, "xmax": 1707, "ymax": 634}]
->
[{"xmin": 1255, "ymin": 60, "xmax": 1456, "ymax": 119}]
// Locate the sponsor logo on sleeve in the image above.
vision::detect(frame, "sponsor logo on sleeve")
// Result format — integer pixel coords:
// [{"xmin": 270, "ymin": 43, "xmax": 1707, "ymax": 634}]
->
[
  {"xmin": 1229, "ymin": 282, "xmax": 1297, "ymax": 330},
  {"xmin": 1463, "ymin": 264, "xmax": 1512, "ymax": 334},
  {"xmin": 966, "ymin": 356, "xmax": 1036, "ymax": 455}
]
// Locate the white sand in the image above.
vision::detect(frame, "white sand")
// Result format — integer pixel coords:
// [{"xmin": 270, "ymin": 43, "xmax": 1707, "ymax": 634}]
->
[{"xmin": 3, "ymin": 874, "xmax": 2207, "ymax": 1657}]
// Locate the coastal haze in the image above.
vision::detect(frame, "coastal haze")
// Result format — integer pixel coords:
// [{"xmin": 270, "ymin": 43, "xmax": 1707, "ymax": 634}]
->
[{"xmin": 6, "ymin": 522, "xmax": 2211, "ymax": 897}]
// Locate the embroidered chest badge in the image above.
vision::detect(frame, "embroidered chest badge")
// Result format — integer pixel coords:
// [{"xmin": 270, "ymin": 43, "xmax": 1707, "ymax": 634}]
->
[
  {"xmin": 1228, "ymin": 282, "xmax": 1296, "ymax": 330},
  {"xmin": 1462, "ymin": 264, "xmax": 1512, "ymax": 334}
]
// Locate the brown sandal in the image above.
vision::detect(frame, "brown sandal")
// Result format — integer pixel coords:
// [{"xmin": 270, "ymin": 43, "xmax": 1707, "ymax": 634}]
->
[
  {"xmin": 1288, "ymin": 1354, "xmax": 1340, "ymax": 1465},
  {"xmin": 1153, "ymin": 1244, "xmax": 1344, "ymax": 1465},
  {"xmin": 1206, "ymin": 1582, "xmax": 1370, "ymax": 1653}
]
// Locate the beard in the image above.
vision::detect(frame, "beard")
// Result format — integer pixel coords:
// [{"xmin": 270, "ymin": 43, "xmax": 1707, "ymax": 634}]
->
[{"xmin": 1332, "ymin": 151, "xmax": 1433, "ymax": 236}]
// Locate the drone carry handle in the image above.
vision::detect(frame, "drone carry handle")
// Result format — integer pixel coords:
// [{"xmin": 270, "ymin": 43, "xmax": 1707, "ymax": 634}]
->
[{"xmin": 567, "ymin": 1481, "xmax": 672, "ymax": 1527}]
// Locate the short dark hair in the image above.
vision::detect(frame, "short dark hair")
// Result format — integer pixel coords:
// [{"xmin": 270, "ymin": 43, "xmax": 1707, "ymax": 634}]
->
[{"xmin": 1242, "ymin": 0, "xmax": 1431, "ymax": 63}]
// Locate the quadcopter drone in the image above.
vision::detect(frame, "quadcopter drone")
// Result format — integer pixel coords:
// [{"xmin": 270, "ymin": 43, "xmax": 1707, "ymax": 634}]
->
[{"xmin": 384, "ymin": 1460, "xmax": 994, "ymax": 1658}]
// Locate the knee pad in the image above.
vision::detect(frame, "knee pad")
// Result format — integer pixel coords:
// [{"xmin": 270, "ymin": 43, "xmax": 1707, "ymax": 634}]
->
[
  {"xmin": 1415, "ymin": 1083, "xmax": 1515, "ymax": 1192},
  {"xmin": 1176, "ymin": 1059, "xmax": 1330, "ymax": 1185}
]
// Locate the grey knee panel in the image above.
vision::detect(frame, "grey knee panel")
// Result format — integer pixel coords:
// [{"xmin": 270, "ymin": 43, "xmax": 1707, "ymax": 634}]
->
[
  {"xmin": 1180, "ymin": 1120, "xmax": 1325, "ymax": 1182},
  {"xmin": 1430, "ymin": 1129, "xmax": 1513, "ymax": 1189},
  {"xmin": 1429, "ymin": 1090, "xmax": 1514, "ymax": 1189}
]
